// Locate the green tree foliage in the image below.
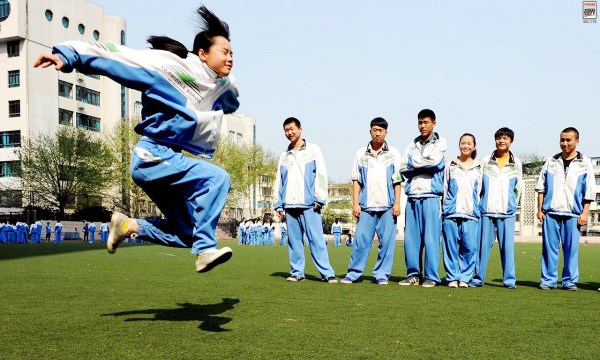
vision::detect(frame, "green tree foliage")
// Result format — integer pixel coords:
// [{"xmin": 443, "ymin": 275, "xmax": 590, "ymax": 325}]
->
[
  {"xmin": 518, "ymin": 152, "xmax": 546, "ymax": 175},
  {"xmin": 18, "ymin": 127, "xmax": 114, "ymax": 220},
  {"xmin": 105, "ymin": 119, "xmax": 151, "ymax": 218},
  {"xmin": 209, "ymin": 140, "xmax": 278, "ymax": 214}
]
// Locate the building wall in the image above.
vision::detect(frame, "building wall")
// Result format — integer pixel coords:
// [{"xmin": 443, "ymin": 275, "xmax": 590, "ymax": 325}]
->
[{"xmin": 0, "ymin": 0, "xmax": 141, "ymax": 213}]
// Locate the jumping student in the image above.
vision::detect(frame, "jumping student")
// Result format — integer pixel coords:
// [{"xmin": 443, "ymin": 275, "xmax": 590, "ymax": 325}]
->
[
  {"xmin": 536, "ymin": 127, "xmax": 595, "ymax": 291},
  {"xmin": 469, "ymin": 128, "xmax": 522, "ymax": 289},
  {"xmin": 35, "ymin": 6, "xmax": 238, "ymax": 272},
  {"xmin": 399, "ymin": 109, "xmax": 447, "ymax": 288},
  {"xmin": 274, "ymin": 117, "xmax": 337, "ymax": 283},
  {"xmin": 340, "ymin": 118, "xmax": 402, "ymax": 285},
  {"xmin": 441, "ymin": 133, "xmax": 482, "ymax": 288}
]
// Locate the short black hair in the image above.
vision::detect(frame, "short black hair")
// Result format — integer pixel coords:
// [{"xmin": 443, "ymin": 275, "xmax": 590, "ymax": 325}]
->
[
  {"xmin": 370, "ymin": 117, "xmax": 388, "ymax": 130},
  {"xmin": 561, "ymin": 127, "xmax": 579, "ymax": 139},
  {"xmin": 283, "ymin": 117, "xmax": 301, "ymax": 128},
  {"xmin": 418, "ymin": 109, "xmax": 436, "ymax": 121},
  {"xmin": 494, "ymin": 127, "xmax": 514, "ymax": 142}
]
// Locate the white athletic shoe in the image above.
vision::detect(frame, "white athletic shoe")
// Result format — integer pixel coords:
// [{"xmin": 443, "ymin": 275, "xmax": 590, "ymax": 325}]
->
[
  {"xmin": 448, "ymin": 281, "xmax": 458, "ymax": 288},
  {"xmin": 107, "ymin": 212, "xmax": 131, "ymax": 254},
  {"xmin": 195, "ymin": 247, "xmax": 233, "ymax": 273},
  {"xmin": 458, "ymin": 281, "xmax": 469, "ymax": 288}
]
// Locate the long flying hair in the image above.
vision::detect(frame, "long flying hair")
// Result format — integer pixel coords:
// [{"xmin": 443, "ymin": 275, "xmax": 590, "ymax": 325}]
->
[{"xmin": 147, "ymin": 5, "xmax": 230, "ymax": 59}]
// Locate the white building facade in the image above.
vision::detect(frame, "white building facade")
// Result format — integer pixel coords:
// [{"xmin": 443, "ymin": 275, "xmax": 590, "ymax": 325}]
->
[{"xmin": 0, "ymin": 0, "xmax": 141, "ymax": 214}]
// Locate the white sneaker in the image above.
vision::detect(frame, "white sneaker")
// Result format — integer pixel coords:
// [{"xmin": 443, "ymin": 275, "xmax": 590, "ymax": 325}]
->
[
  {"xmin": 195, "ymin": 247, "xmax": 233, "ymax": 273},
  {"xmin": 107, "ymin": 212, "xmax": 131, "ymax": 254},
  {"xmin": 325, "ymin": 277, "xmax": 338, "ymax": 284},
  {"xmin": 448, "ymin": 281, "xmax": 458, "ymax": 288},
  {"xmin": 459, "ymin": 281, "xmax": 469, "ymax": 288}
]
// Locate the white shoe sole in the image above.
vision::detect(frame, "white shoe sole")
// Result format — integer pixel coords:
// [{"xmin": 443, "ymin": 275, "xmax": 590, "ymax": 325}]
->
[{"xmin": 196, "ymin": 247, "xmax": 233, "ymax": 273}]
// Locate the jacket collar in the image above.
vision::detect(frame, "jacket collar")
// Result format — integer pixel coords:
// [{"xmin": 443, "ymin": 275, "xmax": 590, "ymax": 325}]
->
[
  {"xmin": 287, "ymin": 139, "xmax": 307, "ymax": 152},
  {"xmin": 490, "ymin": 150, "xmax": 515, "ymax": 164},
  {"xmin": 414, "ymin": 132, "xmax": 439, "ymax": 145}
]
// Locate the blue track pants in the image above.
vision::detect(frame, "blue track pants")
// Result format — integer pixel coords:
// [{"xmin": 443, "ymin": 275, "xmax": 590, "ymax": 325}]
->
[
  {"xmin": 285, "ymin": 208, "xmax": 335, "ymax": 279},
  {"xmin": 540, "ymin": 214, "xmax": 580, "ymax": 288},
  {"xmin": 470, "ymin": 216, "xmax": 516, "ymax": 287},
  {"xmin": 131, "ymin": 138, "xmax": 230, "ymax": 255},
  {"xmin": 442, "ymin": 218, "xmax": 479, "ymax": 283},
  {"xmin": 345, "ymin": 209, "xmax": 397, "ymax": 281},
  {"xmin": 404, "ymin": 197, "xmax": 442, "ymax": 283}
]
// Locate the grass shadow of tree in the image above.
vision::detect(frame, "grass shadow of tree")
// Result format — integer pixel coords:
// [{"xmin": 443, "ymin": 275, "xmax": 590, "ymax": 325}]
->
[{"xmin": 102, "ymin": 298, "xmax": 240, "ymax": 332}]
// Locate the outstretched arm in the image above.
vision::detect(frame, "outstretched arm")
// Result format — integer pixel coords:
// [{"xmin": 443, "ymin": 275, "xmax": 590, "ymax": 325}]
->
[{"xmin": 33, "ymin": 53, "xmax": 64, "ymax": 70}]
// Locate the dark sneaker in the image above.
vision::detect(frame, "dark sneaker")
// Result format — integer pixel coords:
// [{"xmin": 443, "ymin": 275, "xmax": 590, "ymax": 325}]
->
[
  {"xmin": 325, "ymin": 276, "xmax": 338, "ymax": 284},
  {"xmin": 504, "ymin": 284, "xmax": 517, "ymax": 289},
  {"xmin": 422, "ymin": 279, "xmax": 437, "ymax": 288},
  {"xmin": 398, "ymin": 276, "xmax": 420, "ymax": 286},
  {"xmin": 195, "ymin": 247, "xmax": 233, "ymax": 273}
]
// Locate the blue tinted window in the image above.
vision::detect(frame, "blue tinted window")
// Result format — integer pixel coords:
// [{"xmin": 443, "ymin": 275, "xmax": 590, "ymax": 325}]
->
[
  {"xmin": 62, "ymin": 16, "xmax": 69, "ymax": 28},
  {"xmin": 45, "ymin": 9, "xmax": 53, "ymax": 21},
  {"xmin": 78, "ymin": 24, "xmax": 85, "ymax": 34},
  {"xmin": 0, "ymin": 0, "xmax": 11, "ymax": 22},
  {"xmin": 93, "ymin": 30, "xmax": 100, "ymax": 40}
]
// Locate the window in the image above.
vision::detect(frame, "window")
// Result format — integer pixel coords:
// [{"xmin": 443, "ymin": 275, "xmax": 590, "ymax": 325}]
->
[
  {"xmin": 8, "ymin": 70, "xmax": 19, "ymax": 88},
  {"xmin": 76, "ymin": 86, "xmax": 100, "ymax": 106},
  {"xmin": 120, "ymin": 30, "xmax": 126, "ymax": 45},
  {"xmin": 78, "ymin": 24, "xmax": 85, "ymax": 34},
  {"xmin": 228, "ymin": 130, "xmax": 235, "ymax": 142},
  {"xmin": 58, "ymin": 108, "xmax": 73, "ymax": 126},
  {"xmin": 7, "ymin": 40, "xmax": 19, "ymax": 57},
  {"xmin": 121, "ymin": 86, "xmax": 126, "ymax": 119},
  {"xmin": 237, "ymin": 133, "xmax": 243, "ymax": 145},
  {"xmin": 45, "ymin": 9, "xmax": 53, "ymax": 21},
  {"xmin": 93, "ymin": 30, "xmax": 100, "ymax": 40},
  {"xmin": 62, "ymin": 16, "xmax": 69, "ymax": 28},
  {"xmin": 596, "ymin": 176, "xmax": 600, "ymax": 186},
  {"xmin": 8, "ymin": 100, "xmax": 20, "ymax": 117},
  {"xmin": 0, "ymin": 161, "xmax": 20, "ymax": 177},
  {"xmin": 0, "ymin": 190, "xmax": 22, "ymax": 208},
  {"xmin": 133, "ymin": 101, "xmax": 142, "ymax": 118},
  {"xmin": 597, "ymin": 194, "xmax": 600, "ymax": 207},
  {"xmin": 76, "ymin": 113, "xmax": 100, "ymax": 132},
  {"xmin": 58, "ymin": 80, "xmax": 73, "ymax": 98},
  {"xmin": 0, "ymin": 0, "xmax": 10, "ymax": 22},
  {"xmin": 0, "ymin": 131, "xmax": 20, "ymax": 148}
]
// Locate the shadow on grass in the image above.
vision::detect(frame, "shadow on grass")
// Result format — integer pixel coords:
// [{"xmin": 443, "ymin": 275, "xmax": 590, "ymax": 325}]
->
[
  {"xmin": 0, "ymin": 242, "xmax": 128, "ymax": 261},
  {"xmin": 270, "ymin": 271, "xmax": 329, "ymax": 282},
  {"xmin": 102, "ymin": 298, "xmax": 240, "ymax": 332}
]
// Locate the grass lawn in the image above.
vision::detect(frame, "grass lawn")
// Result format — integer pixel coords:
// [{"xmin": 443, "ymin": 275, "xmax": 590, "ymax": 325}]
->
[{"xmin": 1, "ymin": 240, "xmax": 600, "ymax": 359}]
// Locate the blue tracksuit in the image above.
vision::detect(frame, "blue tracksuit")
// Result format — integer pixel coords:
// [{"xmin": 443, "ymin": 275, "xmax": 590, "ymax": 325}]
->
[
  {"xmin": 279, "ymin": 223, "xmax": 287, "ymax": 245},
  {"xmin": 470, "ymin": 151, "xmax": 522, "ymax": 287},
  {"xmin": 55, "ymin": 223, "xmax": 63, "ymax": 244},
  {"xmin": 100, "ymin": 223, "xmax": 109, "ymax": 243},
  {"xmin": 344, "ymin": 142, "xmax": 402, "ymax": 282},
  {"xmin": 441, "ymin": 159, "xmax": 482, "ymax": 283},
  {"xmin": 332, "ymin": 222, "xmax": 342, "ymax": 247},
  {"xmin": 400, "ymin": 133, "xmax": 447, "ymax": 283},
  {"xmin": 52, "ymin": 40, "xmax": 239, "ymax": 255},
  {"xmin": 536, "ymin": 152, "xmax": 596, "ymax": 288},
  {"xmin": 238, "ymin": 222, "xmax": 245, "ymax": 245},
  {"xmin": 89, "ymin": 223, "xmax": 97, "ymax": 243},
  {"xmin": 274, "ymin": 141, "xmax": 335, "ymax": 279}
]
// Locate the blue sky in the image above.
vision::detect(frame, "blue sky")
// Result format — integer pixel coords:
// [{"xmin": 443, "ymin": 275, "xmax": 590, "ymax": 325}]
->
[{"xmin": 92, "ymin": 0, "xmax": 600, "ymax": 182}]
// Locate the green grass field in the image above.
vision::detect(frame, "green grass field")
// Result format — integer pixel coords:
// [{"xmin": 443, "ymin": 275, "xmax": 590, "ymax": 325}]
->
[{"xmin": 1, "ymin": 240, "xmax": 600, "ymax": 359}]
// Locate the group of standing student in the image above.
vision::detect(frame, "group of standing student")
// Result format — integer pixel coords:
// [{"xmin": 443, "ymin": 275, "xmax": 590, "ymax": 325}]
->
[
  {"xmin": 32, "ymin": 5, "xmax": 597, "ymax": 292},
  {"xmin": 237, "ymin": 218, "xmax": 276, "ymax": 246},
  {"xmin": 274, "ymin": 110, "xmax": 596, "ymax": 291}
]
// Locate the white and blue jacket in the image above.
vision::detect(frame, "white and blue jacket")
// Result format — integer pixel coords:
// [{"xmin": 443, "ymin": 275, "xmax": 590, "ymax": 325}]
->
[
  {"xmin": 479, "ymin": 151, "xmax": 523, "ymax": 218},
  {"xmin": 400, "ymin": 133, "xmax": 447, "ymax": 198},
  {"xmin": 52, "ymin": 41, "xmax": 239, "ymax": 158},
  {"xmin": 331, "ymin": 222, "xmax": 342, "ymax": 235},
  {"xmin": 274, "ymin": 140, "xmax": 328, "ymax": 211},
  {"xmin": 352, "ymin": 141, "xmax": 403, "ymax": 211},
  {"xmin": 535, "ymin": 152, "xmax": 596, "ymax": 217},
  {"xmin": 442, "ymin": 159, "xmax": 482, "ymax": 221}
]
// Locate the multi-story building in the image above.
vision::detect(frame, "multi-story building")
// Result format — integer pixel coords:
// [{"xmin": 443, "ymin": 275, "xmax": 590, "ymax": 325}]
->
[{"xmin": 0, "ymin": 0, "xmax": 141, "ymax": 214}]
